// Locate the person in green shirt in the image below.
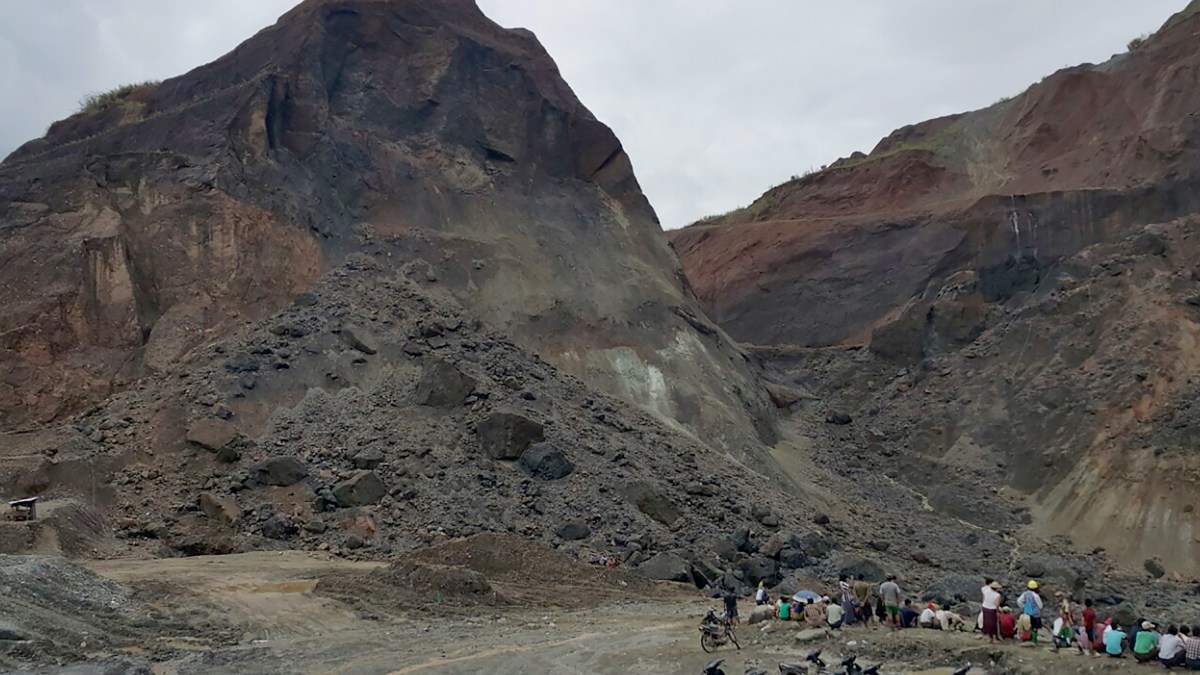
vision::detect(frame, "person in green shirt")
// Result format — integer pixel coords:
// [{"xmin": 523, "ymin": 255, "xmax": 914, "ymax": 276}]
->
[
  {"xmin": 778, "ymin": 596, "xmax": 793, "ymax": 621},
  {"xmin": 1133, "ymin": 621, "xmax": 1160, "ymax": 663}
]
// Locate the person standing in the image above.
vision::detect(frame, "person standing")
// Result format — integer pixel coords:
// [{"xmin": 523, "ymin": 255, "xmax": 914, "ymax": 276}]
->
[
  {"xmin": 853, "ymin": 574, "xmax": 873, "ymax": 627},
  {"xmin": 1081, "ymin": 599, "xmax": 1097, "ymax": 653},
  {"xmin": 723, "ymin": 590, "xmax": 740, "ymax": 626},
  {"xmin": 839, "ymin": 575, "xmax": 856, "ymax": 626},
  {"xmin": 981, "ymin": 581, "xmax": 1002, "ymax": 644},
  {"xmin": 1017, "ymin": 581, "xmax": 1044, "ymax": 645},
  {"xmin": 879, "ymin": 575, "xmax": 903, "ymax": 629}
]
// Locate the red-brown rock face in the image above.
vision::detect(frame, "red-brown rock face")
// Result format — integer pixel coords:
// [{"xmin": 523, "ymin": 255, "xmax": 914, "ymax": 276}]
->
[
  {"xmin": 669, "ymin": 3, "xmax": 1200, "ymax": 575},
  {"xmin": 671, "ymin": 5, "xmax": 1200, "ymax": 350},
  {"xmin": 0, "ymin": 0, "xmax": 773, "ymax": 454}
]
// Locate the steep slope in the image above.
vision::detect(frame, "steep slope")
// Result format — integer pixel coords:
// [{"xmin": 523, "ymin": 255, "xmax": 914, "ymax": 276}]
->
[
  {"xmin": 670, "ymin": 3, "xmax": 1200, "ymax": 575},
  {"xmin": 671, "ymin": 2, "xmax": 1200, "ymax": 348},
  {"xmin": 0, "ymin": 0, "xmax": 773, "ymax": 457}
]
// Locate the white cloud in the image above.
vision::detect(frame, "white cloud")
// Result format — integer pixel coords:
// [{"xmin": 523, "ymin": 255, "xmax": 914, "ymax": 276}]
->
[{"xmin": 1, "ymin": 0, "xmax": 1184, "ymax": 228}]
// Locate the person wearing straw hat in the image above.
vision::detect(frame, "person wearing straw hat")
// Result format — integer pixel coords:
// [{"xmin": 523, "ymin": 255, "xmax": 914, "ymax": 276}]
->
[
  {"xmin": 1133, "ymin": 621, "xmax": 1160, "ymax": 663},
  {"xmin": 981, "ymin": 580, "xmax": 1002, "ymax": 644}
]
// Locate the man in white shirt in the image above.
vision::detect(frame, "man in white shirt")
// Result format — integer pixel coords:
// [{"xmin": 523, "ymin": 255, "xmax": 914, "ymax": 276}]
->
[
  {"xmin": 1159, "ymin": 625, "xmax": 1186, "ymax": 668},
  {"xmin": 919, "ymin": 604, "xmax": 937, "ymax": 628}
]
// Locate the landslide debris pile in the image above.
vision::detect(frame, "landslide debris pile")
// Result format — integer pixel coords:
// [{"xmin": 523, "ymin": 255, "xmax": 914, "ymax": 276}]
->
[
  {"xmin": 23, "ymin": 258, "xmax": 841, "ymax": 590},
  {"xmin": 669, "ymin": 2, "xmax": 1200, "ymax": 577},
  {"xmin": 0, "ymin": 0, "xmax": 774, "ymax": 456},
  {"xmin": 763, "ymin": 216, "xmax": 1200, "ymax": 578},
  {"xmin": 317, "ymin": 532, "xmax": 664, "ymax": 610},
  {"xmin": 0, "ymin": 556, "xmax": 198, "ymax": 670}
]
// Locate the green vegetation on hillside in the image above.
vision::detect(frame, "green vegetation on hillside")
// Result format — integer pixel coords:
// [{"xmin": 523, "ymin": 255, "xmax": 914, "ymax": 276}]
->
[
  {"xmin": 77, "ymin": 81, "xmax": 161, "ymax": 115},
  {"xmin": 1127, "ymin": 33, "xmax": 1152, "ymax": 51}
]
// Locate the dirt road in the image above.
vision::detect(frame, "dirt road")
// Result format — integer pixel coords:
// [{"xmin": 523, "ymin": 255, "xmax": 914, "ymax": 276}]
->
[{"xmin": 19, "ymin": 554, "xmax": 1144, "ymax": 675}]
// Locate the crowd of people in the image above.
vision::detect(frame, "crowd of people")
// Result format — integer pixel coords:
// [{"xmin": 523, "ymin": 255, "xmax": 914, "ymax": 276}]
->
[{"xmin": 739, "ymin": 575, "xmax": 1200, "ymax": 670}]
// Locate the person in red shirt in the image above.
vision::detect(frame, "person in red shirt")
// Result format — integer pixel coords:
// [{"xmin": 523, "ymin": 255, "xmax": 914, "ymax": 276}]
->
[
  {"xmin": 998, "ymin": 606, "xmax": 1017, "ymax": 640},
  {"xmin": 1082, "ymin": 599, "xmax": 1098, "ymax": 646}
]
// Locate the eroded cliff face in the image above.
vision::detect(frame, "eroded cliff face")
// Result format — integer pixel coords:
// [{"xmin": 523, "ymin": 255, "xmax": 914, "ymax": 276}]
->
[
  {"xmin": 670, "ymin": 3, "xmax": 1200, "ymax": 575},
  {"xmin": 671, "ymin": 3, "xmax": 1200, "ymax": 349},
  {"xmin": 0, "ymin": 0, "xmax": 773, "ymax": 455}
]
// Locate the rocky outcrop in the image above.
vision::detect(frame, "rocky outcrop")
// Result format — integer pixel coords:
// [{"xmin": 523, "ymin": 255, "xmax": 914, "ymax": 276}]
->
[
  {"xmin": 0, "ymin": 0, "xmax": 775, "ymax": 461},
  {"xmin": 669, "ymin": 4, "xmax": 1200, "ymax": 576},
  {"xmin": 671, "ymin": 5, "xmax": 1200, "ymax": 350}
]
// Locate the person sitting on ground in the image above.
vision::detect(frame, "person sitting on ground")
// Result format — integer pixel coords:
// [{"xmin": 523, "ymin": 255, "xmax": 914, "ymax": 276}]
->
[
  {"xmin": 899, "ymin": 599, "xmax": 920, "ymax": 629},
  {"xmin": 998, "ymin": 606, "xmax": 1017, "ymax": 640},
  {"xmin": 1159, "ymin": 625, "xmax": 1186, "ymax": 669},
  {"xmin": 1134, "ymin": 621, "xmax": 1160, "ymax": 663},
  {"xmin": 756, "ymin": 581, "xmax": 768, "ymax": 606},
  {"xmin": 919, "ymin": 603, "xmax": 938, "ymax": 629},
  {"xmin": 803, "ymin": 598, "xmax": 824, "ymax": 628},
  {"xmin": 777, "ymin": 595, "xmax": 793, "ymax": 622},
  {"xmin": 1105, "ymin": 621, "xmax": 1128, "ymax": 658},
  {"xmin": 1017, "ymin": 610, "xmax": 1034, "ymax": 642},
  {"xmin": 827, "ymin": 599, "xmax": 844, "ymax": 629},
  {"xmin": 936, "ymin": 606, "xmax": 967, "ymax": 632},
  {"xmin": 1128, "ymin": 616, "xmax": 1145, "ymax": 654},
  {"xmin": 1182, "ymin": 625, "xmax": 1200, "ymax": 669}
]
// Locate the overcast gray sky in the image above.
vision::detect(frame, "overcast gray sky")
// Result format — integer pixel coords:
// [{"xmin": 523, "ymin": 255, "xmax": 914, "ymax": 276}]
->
[{"xmin": 0, "ymin": 1, "xmax": 1185, "ymax": 228}]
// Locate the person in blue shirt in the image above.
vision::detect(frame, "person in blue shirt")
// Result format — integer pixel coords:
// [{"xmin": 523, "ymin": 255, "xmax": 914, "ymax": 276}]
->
[
  {"xmin": 899, "ymin": 599, "xmax": 921, "ymax": 628},
  {"xmin": 1105, "ymin": 622, "xmax": 1128, "ymax": 657}
]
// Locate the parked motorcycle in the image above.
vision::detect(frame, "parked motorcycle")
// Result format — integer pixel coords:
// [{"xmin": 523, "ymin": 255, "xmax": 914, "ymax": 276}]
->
[{"xmin": 699, "ymin": 608, "xmax": 741, "ymax": 652}]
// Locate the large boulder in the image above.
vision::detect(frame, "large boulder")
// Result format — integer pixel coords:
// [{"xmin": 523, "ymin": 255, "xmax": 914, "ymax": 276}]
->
[
  {"xmin": 517, "ymin": 443, "xmax": 574, "ymax": 480},
  {"xmin": 333, "ymin": 471, "xmax": 387, "ymax": 506},
  {"xmin": 476, "ymin": 409, "xmax": 545, "ymax": 460},
  {"xmin": 250, "ymin": 456, "xmax": 310, "ymax": 487},
  {"xmin": 555, "ymin": 521, "xmax": 590, "ymax": 541},
  {"xmin": 762, "ymin": 531, "xmax": 803, "ymax": 559},
  {"xmin": 778, "ymin": 547, "xmax": 810, "ymax": 570},
  {"xmin": 622, "ymin": 483, "xmax": 681, "ymax": 527},
  {"xmin": 794, "ymin": 628, "xmax": 826, "ymax": 643},
  {"xmin": 691, "ymin": 558, "xmax": 724, "ymax": 588},
  {"xmin": 635, "ymin": 552, "xmax": 693, "ymax": 583},
  {"xmin": 186, "ymin": 419, "xmax": 239, "ymax": 456},
  {"xmin": 798, "ymin": 532, "xmax": 837, "ymax": 558},
  {"xmin": 921, "ymin": 575, "xmax": 983, "ymax": 606},
  {"xmin": 833, "ymin": 555, "xmax": 886, "ymax": 582},
  {"xmin": 198, "ymin": 492, "xmax": 239, "ymax": 525},
  {"xmin": 261, "ymin": 514, "xmax": 298, "ymax": 540},
  {"xmin": 340, "ymin": 324, "xmax": 379, "ymax": 355},
  {"xmin": 748, "ymin": 605, "xmax": 775, "ymax": 624},
  {"xmin": 739, "ymin": 556, "xmax": 779, "ymax": 586},
  {"xmin": 414, "ymin": 359, "xmax": 476, "ymax": 407}
]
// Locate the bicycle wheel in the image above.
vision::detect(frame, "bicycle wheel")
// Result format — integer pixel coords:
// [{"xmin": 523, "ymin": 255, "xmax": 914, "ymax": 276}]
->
[{"xmin": 701, "ymin": 632, "xmax": 716, "ymax": 653}]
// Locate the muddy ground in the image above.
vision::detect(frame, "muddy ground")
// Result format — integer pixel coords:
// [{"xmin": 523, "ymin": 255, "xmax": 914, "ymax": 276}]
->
[{"xmin": 2, "ymin": 549, "xmax": 1163, "ymax": 675}]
